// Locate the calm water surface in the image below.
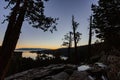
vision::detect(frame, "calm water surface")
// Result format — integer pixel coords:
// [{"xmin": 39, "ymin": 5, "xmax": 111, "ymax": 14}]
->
[
  {"xmin": 22, "ymin": 51, "xmax": 55, "ymax": 60},
  {"xmin": 22, "ymin": 52, "xmax": 37, "ymax": 60}
]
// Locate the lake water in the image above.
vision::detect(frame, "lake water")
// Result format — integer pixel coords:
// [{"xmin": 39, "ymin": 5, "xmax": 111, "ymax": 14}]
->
[
  {"xmin": 22, "ymin": 51, "xmax": 56, "ymax": 60},
  {"xmin": 22, "ymin": 52, "xmax": 37, "ymax": 60},
  {"xmin": 15, "ymin": 49, "xmax": 68, "ymax": 60}
]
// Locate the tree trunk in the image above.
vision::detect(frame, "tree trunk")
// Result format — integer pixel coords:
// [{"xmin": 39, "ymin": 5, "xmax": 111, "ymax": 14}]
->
[
  {"xmin": 0, "ymin": 1, "xmax": 20, "ymax": 78},
  {"xmin": 0, "ymin": 2, "xmax": 27, "ymax": 79},
  {"xmin": 88, "ymin": 16, "xmax": 92, "ymax": 60},
  {"xmin": 72, "ymin": 16, "xmax": 78, "ymax": 64},
  {"xmin": 68, "ymin": 31, "xmax": 72, "ymax": 62}
]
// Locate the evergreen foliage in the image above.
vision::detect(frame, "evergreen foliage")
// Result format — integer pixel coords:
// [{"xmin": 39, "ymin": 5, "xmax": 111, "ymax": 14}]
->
[
  {"xmin": 92, "ymin": 0, "xmax": 120, "ymax": 47},
  {"xmin": 0, "ymin": 0, "xmax": 58, "ymax": 79},
  {"xmin": 4, "ymin": 0, "xmax": 58, "ymax": 31}
]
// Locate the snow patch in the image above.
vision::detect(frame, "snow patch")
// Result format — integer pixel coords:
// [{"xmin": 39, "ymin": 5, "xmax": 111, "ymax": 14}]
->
[
  {"xmin": 78, "ymin": 65, "xmax": 91, "ymax": 71},
  {"xmin": 88, "ymin": 75, "xmax": 94, "ymax": 80},
  {"xmin": 101, "ymin": 75, "xmax": 107, "ymax": 80},
  {"xmin": 95, "ymin": 62, "xmax": 107, "ymax": 68},
  {"xmin": 60, "ymin": 56, "xmax": 68, "ymax": 60}
]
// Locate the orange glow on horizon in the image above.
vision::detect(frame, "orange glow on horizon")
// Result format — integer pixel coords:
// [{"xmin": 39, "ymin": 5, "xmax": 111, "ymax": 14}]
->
[
  {"xmin": 16, "ymin": 42, "xmax": 88, "ymax": 50},
  {"xmin": 16, "ymin": 45, "xmax": 60, "ymax": 50}
]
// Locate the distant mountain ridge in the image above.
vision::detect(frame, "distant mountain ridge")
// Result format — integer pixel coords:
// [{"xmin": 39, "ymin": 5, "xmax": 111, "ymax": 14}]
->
[{"xmin": 15, "ymin": 48, "xmax": 49, "ymax": 52}]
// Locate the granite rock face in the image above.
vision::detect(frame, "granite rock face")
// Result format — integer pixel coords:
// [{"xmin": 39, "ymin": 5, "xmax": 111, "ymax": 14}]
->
[
  {"xmin": 5, "ymin": 64, "xmax": 76, "ymax": 80},
  {"xmin": 5, "ymin": 64, "xmax": 93, "ymax": 80},
  {"xmin": 69, "ymin": 71, "xmax": 90, "ymax": 80},
  {"xmin": 99, "ymin": 54, "xmax": 120, "ymax": 80},
  {"xmin": 5, "ymin": 59, "xmax": 119, "ymax": 80}
]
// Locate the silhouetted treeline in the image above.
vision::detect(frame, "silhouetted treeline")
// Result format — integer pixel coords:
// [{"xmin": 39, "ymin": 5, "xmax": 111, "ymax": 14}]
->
[{"xmin": 92, "ymin": 0, "xmax": 120, "ymax": 49}]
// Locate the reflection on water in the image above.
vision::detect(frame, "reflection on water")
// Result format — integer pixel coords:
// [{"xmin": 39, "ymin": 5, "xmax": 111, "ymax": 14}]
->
[
  {"xmin": 22, "ymin": 52, "xmax": 55, "ymax": 60},
  {"xmin": 22, "ymin": 51, "xmax": 68, "ymax": 60},
  {"xmin": 36, "ymin": 53, "xmax": 55, "ymax": 60},
  {"xmin": 22, "ymin": 52, "xmax": 37, "ymax": 60}
]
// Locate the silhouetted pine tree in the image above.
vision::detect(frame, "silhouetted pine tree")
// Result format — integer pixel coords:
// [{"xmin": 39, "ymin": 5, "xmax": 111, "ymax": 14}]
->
[
  {"xmin": 92, "ymin": 0, "xmax": 120, "ymax": 48},
  {"xmin": 62, "ymin": 31, "xmax": 72, "ymax": 62},
  {"xmin": 88, "ymin": 15, "xmax": 93, "ymax": 59},
  {"xmin": 0, "ymin": 0, "xmax": 58, "ymax": 79},
  {"xmin": 72, "ymin": 16, "xmax": 81, "ymax": 64},
  {"xmin": 62, "ymin": 16, "xmax": 81, "ymax": 64}
]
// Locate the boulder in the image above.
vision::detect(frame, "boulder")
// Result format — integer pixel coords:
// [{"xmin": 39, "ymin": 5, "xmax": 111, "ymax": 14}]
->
[
  {"xmin": 52, "ymin": 72, "xmax": 69, "ymax": 80},
  {"xmin": 69, "ymin": 71, "xmax": 90, "ymax": 80},
  {"xmin": 5, "ymin": 64, "xmax": 77, "ymax": 80}
]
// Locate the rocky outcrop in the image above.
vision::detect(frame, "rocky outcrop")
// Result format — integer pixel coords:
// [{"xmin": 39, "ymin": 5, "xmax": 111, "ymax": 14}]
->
[
  {"xmin": 107, "ymin": 55, "xmax": 120, "ymax": 80},
  {"xmin": 5, "ymin": 51, "xmax": 120, "ymax": 80},
  {"xmin": 5, "ymin": 63, "xmax": 111, "ymax": 80},
  {"xmin": 69, "ymin": 71, "xmax": 90, "ymax": 80},
  {"xmin": 5, "ymin": 64, "xmax": 76, "ymax": 80},
  {"xmin": 99, "ymin": 54, "xmax": 120, "ymax": 80}
]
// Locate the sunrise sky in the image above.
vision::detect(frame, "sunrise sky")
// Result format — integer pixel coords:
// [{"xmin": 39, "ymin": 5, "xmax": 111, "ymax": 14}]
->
[{"xmin": 0, "ymin": 0, "xmax": 98, "ymax": 49}]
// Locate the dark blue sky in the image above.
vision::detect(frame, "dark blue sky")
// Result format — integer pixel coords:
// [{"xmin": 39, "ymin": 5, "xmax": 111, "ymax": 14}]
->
[{"xmin": 0, "ymin": 0, "xmax": 98, "ymax": 49}]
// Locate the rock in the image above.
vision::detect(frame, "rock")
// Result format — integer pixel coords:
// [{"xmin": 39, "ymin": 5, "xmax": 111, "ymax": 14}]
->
[
  {"xmin": 64, "ymin": 64, "xmax": 77, "ymax": 70},
  {"xmin": 78, "ymin": 65, "xmax": 91, "ymax": 71},
  {"xmin": 118, "ymin": 72, "xmax": 120, "ymax": 80},
  {"xmin": 107, "ymin": 55, "xmax": 120, "ymax": 64},
  {"xmin": 106, "ymin": 55, "xmax": 120, "ymax": 80},
  {"xmin": 52, "ymin": 72, "xmax": 69, "ymax": 80},
  {"xmin": 6, "ymin": 62, "xmax": 119, "ymax": 80},
  {"xmin": 107, "ymin": 64, "xmax": 119, "ymax": 80},
  {"xmin": 5, "ymin": 64, "xmax": 77, "ymax": 80},
  {"xmin": 99, "ymin": 54, "xmax": 120, "ymax": 80},
  {"xmin": 69, "ymin": 71, "xmax": 90, "ymax": 80},
  {"xmin": 64, "ymin": 69, "xmax": 74, "ymax": 75}
]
